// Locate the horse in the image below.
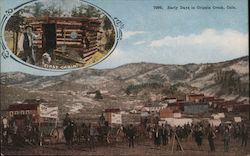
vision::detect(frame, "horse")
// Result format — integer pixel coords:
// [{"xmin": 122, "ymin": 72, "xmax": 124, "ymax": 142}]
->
[{"xmin": 96, "ymin": 124, "xmax": 110, "ymax": 143}]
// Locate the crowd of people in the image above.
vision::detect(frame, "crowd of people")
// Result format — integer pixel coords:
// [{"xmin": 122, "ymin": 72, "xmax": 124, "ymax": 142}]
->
[
  {"xmin": 50, "ymin": 113, "xmax": 250, "ymax": 152},
  {"xmin": 1, "ymin": 113, "xmax": 249, "ymax": 153},
  {"xmin": 143, "ymin": 120, "xmax": 249, "ymax": 152},
  {"xmin": 1, "ymin": 115, "xmax": 39, "ymax": 147}
]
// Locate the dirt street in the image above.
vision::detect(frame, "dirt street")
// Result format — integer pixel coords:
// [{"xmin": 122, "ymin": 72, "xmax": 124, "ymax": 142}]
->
[{"xmin": 2, "ymin": 137, "xmax": 250, "ymax": 156}]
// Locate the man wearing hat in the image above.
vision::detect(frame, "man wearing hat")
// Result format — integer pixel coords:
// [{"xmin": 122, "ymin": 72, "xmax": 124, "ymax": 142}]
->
[
  {"xmin": 63, "ymin": 113, "xmax": 71, "ymax": 129},
  {"xmin": 18, "ymin": 25, "xmax": 40, "ymax": 64}
]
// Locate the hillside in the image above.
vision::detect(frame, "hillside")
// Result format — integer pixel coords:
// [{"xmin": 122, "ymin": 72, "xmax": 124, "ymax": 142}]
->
[{"xmin": 1, "ymin": 56, "xmax": 249, "ymax": 117}]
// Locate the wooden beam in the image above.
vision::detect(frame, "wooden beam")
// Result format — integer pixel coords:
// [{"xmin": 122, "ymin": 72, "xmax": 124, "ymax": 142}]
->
[
  {"xmin": 56, "ymin": 22, "xmax": 82, "ymax": 26},
  {"xmin": 57, "ymin": 41, "xmax": 82, "ymax": 45},
  {"xmin": 55, "ymin": 53, "xmax": 85, "ymax": 65},
  {"xmin": 57, "ymin": 38, "xmax": 82, "ymax": 42},
  {"xmin": 83, "ymin": 51, "xmax": 96, "ymax": 58},
  {"xmin": 56, "ymin": 29, "xmax": 83, "ymax": 33}
]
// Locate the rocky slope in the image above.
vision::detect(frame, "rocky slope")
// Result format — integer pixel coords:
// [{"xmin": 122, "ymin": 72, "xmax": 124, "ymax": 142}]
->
[{"xmin": 1, "ymin": 56, "xmax": 249, "ymax": 116}]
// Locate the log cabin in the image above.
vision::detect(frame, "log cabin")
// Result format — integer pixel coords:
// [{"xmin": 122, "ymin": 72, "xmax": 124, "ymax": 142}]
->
[{"xmin": 27, "ymin": 16, "xmax": 102, "ymax": 63}]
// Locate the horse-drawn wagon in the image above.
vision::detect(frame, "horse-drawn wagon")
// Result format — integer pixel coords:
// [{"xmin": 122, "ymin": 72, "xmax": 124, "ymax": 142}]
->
[{"xmin": 6, "ymin": 99, "xmax": 60, "ymax": 145}]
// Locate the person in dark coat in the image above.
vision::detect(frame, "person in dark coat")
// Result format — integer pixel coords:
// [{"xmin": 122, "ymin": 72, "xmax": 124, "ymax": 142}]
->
[
  {"xmin": 10, "ymin": 119, "xmax": 18, "ymax": 146},
  {"xmin": 223, "ymin": 128, "xmax": 230, "ymax": 152},
  {"xmin": 207, "ymin": 127, "xmax": 216, "ymax": 152},
  {"xmin": 162, "ymin": 124, "xmax": 168, "ymax": 145},
  {"xmin": 65, "ymin": 121, "xmax": 75, "ymax": 146},
  {"xmin": 241, "ymin": 124, "xmax": 248, "ymax": 147},
  {"xmin": 17, "ymin": 25, "xmax": 40, "ymax": 64},
  {"xmin": 63, "ymin": 113, "xmax": 71, "ymax": 128},
  {"xmin": 127, "ymin": 124, "xmax": 136, "ymax": 148},
  {"xmin": 194, "ymin": 126, "xmax": 203, "ymax": 150},
  {"xmin": 153, "ymin": 125, "xmax": 160, "ymax": 146},
  {"xmin": 63, "ymin": 113, "xmax": 73, "ymax": 145},
  {"xmin": 158, "ymin": 125, "xmax": 163, "ymax": 145},
  {"xmin": 89, "ymin": 123, "xmax": 97, "ymax": 151},
  {"xmin": 98, "ymin": 113, "xmax": 105, "ymax": 127}
]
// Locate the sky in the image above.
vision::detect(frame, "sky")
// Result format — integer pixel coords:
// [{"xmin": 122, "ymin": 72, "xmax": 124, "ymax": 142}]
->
[{"xmin": 0, "ymin": 0, "xmax": 248, "ymax": 76}]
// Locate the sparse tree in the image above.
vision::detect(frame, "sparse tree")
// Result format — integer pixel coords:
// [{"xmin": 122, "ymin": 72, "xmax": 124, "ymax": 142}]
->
[
  {"xmin": 84, "ymin": 5, "xmax": 101, "ymax": 17},
  {"xmin": 71, "ymin": 4, "xmax": 101, "ymax": 17},
  {"xmin": 5, "ymin": 10, "xmax": 25, "ymax": 53},
  {"xmin": 42, "ymin": 3, "xmax": 63, "ymax": 17},
  {"xmin": 33, "ymin": 2, "xmax": 44, "ymax": 17},
  {"xmin": 95, "ymin": 90, "xmax": 103, "ymax": 99}
]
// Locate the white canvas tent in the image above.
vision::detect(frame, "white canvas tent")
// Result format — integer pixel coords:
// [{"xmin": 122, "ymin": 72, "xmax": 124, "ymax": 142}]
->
[
  {"xmin": 208, "ymin": 119, "xmax": 221, "ymax": 127},
  {"xmin": 161, "ymin": 118, "xmax": 192, "ymax": 127},
  {"xmin": 211, "ymin": 113, "xmax": 225, "ymax": 119},
  {"xmin": 173, "ymin": 113, "xmax": 182, "ymax": 118},
  {"xmin": 234, "ymin": 117, "xmax": 242, "ymax": 123}
]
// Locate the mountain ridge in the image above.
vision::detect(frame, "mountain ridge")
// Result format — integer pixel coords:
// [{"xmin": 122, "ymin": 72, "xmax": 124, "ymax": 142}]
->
[{"xmin": 0, "ymin": 56, "xmax": 249, "ymax": 112}]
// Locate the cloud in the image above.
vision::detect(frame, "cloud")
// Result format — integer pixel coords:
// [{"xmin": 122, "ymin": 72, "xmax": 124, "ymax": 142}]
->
[
  {"xmin": 94, "ymin": 48, "xmax": 146, "ymax": 69},
  {"xmin": 94, "ymin": 49, "xmax": 131, "ymax": 68},
  {"xmin": 123, "ymin": 31, "xmax": 146, "ymax": 39},
  {"xmin": 149, "ymin": 29, "xmax": 248, "ymax": 56},
  {"xmin": 133, "ymin": 40, "xmax": 146, "ymax": 45},
  {"xmin": 94, "ymin": 29, "xmax": 248, "ymax": 69}
]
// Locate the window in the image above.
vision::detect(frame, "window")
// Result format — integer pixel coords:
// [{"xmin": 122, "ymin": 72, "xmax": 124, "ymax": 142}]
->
[
  {"xmin": 26, "ymin": 110, "xmax": 30, "ymax": 114},
  {"xmin": 14, "ymin": 111, "xmax": 19, "ymax": 115},
  {"xmin": 21, "ymin": 110, "xmax": 25, "ymax": 115}
]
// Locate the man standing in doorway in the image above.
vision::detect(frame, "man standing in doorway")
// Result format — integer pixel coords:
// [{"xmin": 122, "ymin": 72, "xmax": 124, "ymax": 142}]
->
[{"xmin": 18, "ymin": 25, "xmax": 40, "ymax": 65}]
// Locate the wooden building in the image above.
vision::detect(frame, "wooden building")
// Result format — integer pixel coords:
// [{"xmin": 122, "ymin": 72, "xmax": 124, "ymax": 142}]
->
[
  {"xmin": 161, "ymin": 97, "xmax": 178, "ymax": 104},
  {"xmin": 167, "ymin": 102, "xmax": 184, "ymax": 112},
  {"xmin": 8, "ymin": 103, "xmax": 40, "ymax": 128},
  {"xmin": 159, "ymin": 107, "xmax": 174, "ymax": 118},
  {"xmin": 186, "ymin": 94, "xmax": 205, "ymax": 102},
  {"xmin": 104, "ymin": 109, "xmax": 122, "ymax": 125},
  {"xmin": 8, "ymin": 103, "xmax": 39, "ymax": 119},
  {"xmin": 183, "ymin": 102, "xmax": 208, "ymax": 114},
  {"xmin": 7, "ymin": 99, "xmax": 56, "ymax": 127},
  {"xmin": 27, "ymin": 16, "xmax": 102, "ymax": 62}
]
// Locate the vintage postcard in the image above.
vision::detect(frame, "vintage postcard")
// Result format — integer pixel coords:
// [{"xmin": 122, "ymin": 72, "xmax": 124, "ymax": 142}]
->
[{"xmin": 0, "ymin": 0, "xmax": 249, "ymax": 155}]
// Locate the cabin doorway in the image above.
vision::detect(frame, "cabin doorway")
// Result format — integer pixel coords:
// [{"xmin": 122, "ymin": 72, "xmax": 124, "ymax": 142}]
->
[{"xmin": 42, "ymin": 24, "xmax": 56, "ymax": 55}]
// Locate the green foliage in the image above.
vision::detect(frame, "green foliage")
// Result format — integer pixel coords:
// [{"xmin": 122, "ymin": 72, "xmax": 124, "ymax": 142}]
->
[
  {"xmin": 104, "ymin": 29, "xmax": 115, "ymax": 51},
  {"xmin": 33, "ymin": 2, "xmax": 44, "ymax": 17},
  {"xmin": 125, "ymin": 82, "xmax": 164, "ymax": 95},
  {"xmin": 71, "ymin": 4, "xmax": 115, "ymax": 52},
  {"xmin": 42, "ymin": 3, "xmax": 63, "ymax": 17},
  {"xmin": 95, "ymin": 90, "xmax": 103, "ymax": 99},
  {"xmin": 170, "ymin": 85, "xmax": 178, "ymax": 94},
  {"xmin": 103, "ymin": 16, "xmax": 113, "ymax": 30},
  {"xmin": 23, "ymin": 2, "xmax": 63, "ymax": 17},
  {"xmin": 5, "ymin": 11, "xmax": 24, "ymax": 32},
  {"xmin": 161, "ymin": 84, "xmax": 178, "ymax": 95},
  {"xmin": 85, "ymin": 5, "xmax": 101, "ymax": 17},
  {"xmin": 71, "ymin": 7, "xmax": 78, "ymax": 17},
  {"xmin": 215, "ymin": 69, "xmax": 249, "ymax": 96},
  {"xmin": 71, "ymin": 4, "xmax": 101, "ymax": 17}
]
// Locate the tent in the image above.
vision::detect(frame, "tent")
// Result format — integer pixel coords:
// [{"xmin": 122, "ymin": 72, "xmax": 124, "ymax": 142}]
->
[
  {"xmin": 161, "ymin": 118, "xmax": 192, "ymax": 127},
  {"xmin": 208, "ymin": 119, "xmax": 221, "ymax": 127}
]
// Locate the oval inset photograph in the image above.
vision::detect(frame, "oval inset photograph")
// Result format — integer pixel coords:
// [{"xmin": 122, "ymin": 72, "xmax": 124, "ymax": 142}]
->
[{"xmin": 4, "ymin": 0, "xmax": 116, "ymax": 70}]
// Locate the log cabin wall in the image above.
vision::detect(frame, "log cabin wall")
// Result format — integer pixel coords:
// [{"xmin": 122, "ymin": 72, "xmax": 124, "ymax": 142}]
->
[{"xmin": 27, "ymin": 16, "xmax": 102, "ymax": 61}]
